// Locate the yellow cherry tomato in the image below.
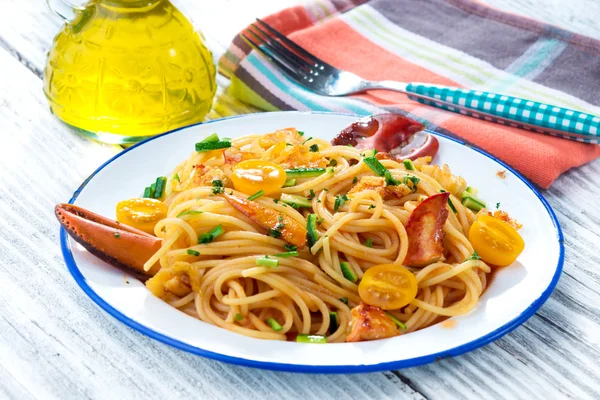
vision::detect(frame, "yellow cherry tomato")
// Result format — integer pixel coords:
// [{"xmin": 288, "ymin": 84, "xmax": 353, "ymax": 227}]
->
[
  {"xmin": 231, "ymin": 160, "xmax": 287, "ymax": 196},
  {"xmin": 116, "ymin": 198, "xmax": 168, "ymax": 235},
  {"xmin": 469, "ymin": 214, "xmax": 525, "ymax": 267},
  {"xmin": 358, "ymin": 264, "xmax": 418, "ymax": 310}
]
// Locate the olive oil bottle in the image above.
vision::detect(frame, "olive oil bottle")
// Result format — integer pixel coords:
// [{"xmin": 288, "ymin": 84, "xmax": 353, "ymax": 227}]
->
[{"xmin": 44, "ymin": 0, "xmax": 216, "ymax": 144}]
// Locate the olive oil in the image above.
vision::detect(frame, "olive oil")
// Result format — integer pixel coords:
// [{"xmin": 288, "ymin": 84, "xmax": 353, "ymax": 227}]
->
[{"xmin": 44, "ymin": 0, "xmax": 216, "ymax": 144}]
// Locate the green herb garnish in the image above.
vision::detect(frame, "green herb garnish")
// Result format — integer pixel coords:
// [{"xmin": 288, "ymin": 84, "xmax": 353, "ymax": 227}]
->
[
  {"xmin": 212, "ymin": 180, "xmax": 224, "ymax": 194},
  {"xmin": 284, "ymin": 244, "xmax": 297, "ymax": 252},
  {"xmin": 177, "ymin": 210, "xmax": 203, "ymax": 218},
  {"xmin": 256, "ymin": 255, "xmax": 279, "ymax": 268},
  {"xmin": 365, "ymin": 238, "xmax": 373, "ymax": 248},
  {"xmin": 247, "ymin": 190, "xmax": 264, "ymax": 201},
  {"xmin": 187, "ymin": 249, "xmax": 200, "ymax": 256},
  {"xmin": 198, "ymin": 225, "xmax": 224, "ymax": 244},
  {"xmin": 309, "ymin": 144, "xmax": 319, "ymax": 152}
]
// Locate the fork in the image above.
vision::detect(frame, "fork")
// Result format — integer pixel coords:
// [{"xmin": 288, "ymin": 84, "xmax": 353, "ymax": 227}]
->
[{"xmin": 241, "ymin": 19, "xmax": 600, "ymax": 143}]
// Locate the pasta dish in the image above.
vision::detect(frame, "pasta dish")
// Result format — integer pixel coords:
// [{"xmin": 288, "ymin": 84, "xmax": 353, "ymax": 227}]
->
[{"xmin": 61, "ymin": 114, "xmax": 525, "ymax": 343}]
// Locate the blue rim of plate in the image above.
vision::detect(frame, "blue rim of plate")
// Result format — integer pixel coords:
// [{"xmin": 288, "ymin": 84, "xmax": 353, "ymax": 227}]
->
[{"xmin": 60, "ymin": 111, "xmax": 564, "ymax": 373}]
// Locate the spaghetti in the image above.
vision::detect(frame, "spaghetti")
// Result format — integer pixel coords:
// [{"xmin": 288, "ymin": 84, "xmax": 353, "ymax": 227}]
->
[{"xmin": 137, "ymin": 128, "xmax": 503, "ymax": 343}]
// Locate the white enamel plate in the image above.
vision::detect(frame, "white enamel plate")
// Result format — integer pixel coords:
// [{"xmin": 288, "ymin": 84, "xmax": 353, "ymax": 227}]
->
[{"xmin": 60, "ymin": 112, "xmax": 563, "ymax": 373}]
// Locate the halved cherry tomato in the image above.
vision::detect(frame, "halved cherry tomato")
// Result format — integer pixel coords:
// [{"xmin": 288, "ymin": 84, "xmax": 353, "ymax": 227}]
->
[
  {"xmin": 469, "ymin": 214, "xmax": 525, "ymax": 267},
  {"xmin": 116, "ymin": 198, "xmax": 168, "ymax": 234},
  {"xmin": 358, "ymin": 264, "xmax": 418, "ymax": 310},
  {"xmin": 231, "ymin": 160, "xmax": 287, "ymax": 196}
]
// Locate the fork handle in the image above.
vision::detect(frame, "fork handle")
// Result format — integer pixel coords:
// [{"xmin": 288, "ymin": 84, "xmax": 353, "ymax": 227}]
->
[{"xmin": 399, "ymin": 83, "xmax": 600, "ymax": 143}]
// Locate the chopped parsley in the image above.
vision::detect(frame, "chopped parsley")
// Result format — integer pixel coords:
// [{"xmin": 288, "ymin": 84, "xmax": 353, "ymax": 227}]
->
[
  {"xmin": 468, "ymin": 251, "xmax": 481, "ymax": 261},
  {"xmin": 113, "ymin": 232, "xmax": 120, "ymax": 239},
  {"xmin": 329, "ymin": 159, "xmax": 337, "ymax": 167},
  {"xmin": 352, "ymin": 176, "xmax": 358, "ymax": 184},
  {"xmin": 309, "ymin": 144, "xmax": 319, "ymax": 152},
  {"xmin": 212, "ymin": 179, "xmax": 224, "ymax": 194},
  {"xmin": 339, "ymin": 297, "xmax": 349, "ymax": 305},
  {"xmin": 172, "ymin": 173, "xmax": 180, "ymax": 182},
  {"xmin": 297, "ymin": 130, "xmax": 305, "ymax": 136},
  {"xmin": 235, "ymin": 313, "xmax": 243, "ymax": 321},
  {"xmin": 364, "ymin": 238, "xmax": 373, "ymax": 248},
  {"xmin": 302, "ymin": 137, "xmax": 313, "ymax": 145},
  {"xmin": 187, "ymin": 249, "xmax": 200, "ymax": 256},
  {"xmin": 496, "ymin": 202, "xmax": 501, "ymax": 209},
  {"xmin": 316, "ymin": 217, "xmax": 324, "ymax": 224},
  {"xmin": 368, "ymin": 204, "xmax": 376, "ymax": 210}
]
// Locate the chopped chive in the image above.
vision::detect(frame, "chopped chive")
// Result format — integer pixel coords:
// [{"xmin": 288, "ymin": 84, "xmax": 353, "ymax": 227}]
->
[
  {"xmin": 235, "ymin": 313, "xmax": 243, "ymax": 321},
  {"xmin": 334, "ymin": 194, "xmax": 349, "ymax": 212},
  {"xmin": 340, "ymin": 261, "xmax": 358, "ymax": 283},
  {"xmin": 448, "ymin": 198, "xmax": 458, "ymax": 214},
  {"xmin": 352, "ymin": 176, "xmax": 358, "ymax": 184},
  {"xmin": 309, "ymin": 144, "xmax": 319, "ymax": 152},
  {"xmin": 187, "ymin": 249, "xmax": 200, "ymax": 256},
  {"xmin": 113, "ymin": 232, "xmax": 120, "ymax": 238},
  {"xmin": 329, "ymin": 312, "xmax": 339, "ymax": 333},
  {"xmin": 284, "ymin": 244, "xmax": 297, "ymax": 252},
  {"xmin": 385, "ymin": 312, "xmax": 407, "ymax": 330},
  {"xmin": 153, "ymin": 176, "xmax": 167, "ymax": 199},
  {"xmin": 339, "ymin": 297, "xmax": 349, "ymax": 305},
  {"xmin": 280, "ymin": 193, "xmax": 311, "ymax": 208},
  {"xmin": 283, "ymin": 179, "xmax": 297, "ymax": 187},
  {"xmin": 296, "ymin": 334, "xmax": 326, "ymax": 344},
  {"xmin": 177, "ymin": 210, "xmax": 203, "ymax": 218},
  {"xmin": 363, "ymin": 156, "xmax": 387, "ymax": 176},
  {"xmin": 200, "ymin": 133, "xmax": 219, "ymax": 143},
  {"xmin": 195, "ymin": 140, "xmax": 231, "ymax": 152},
  {"xmin": 302, "ymin": 137, "xmax": 313, "ymax": 145},
  {"xmin": 401, "ymin": 176, "xmax": 420, "ymax": 191},
  {"xmin": 306, "ymin": 214, "xmax": 320, "ymax": 249},
  {"xmin": 247, "ymin": 190, "xmax": 264, "ymax": 201},
  {"xmin": 256, "ymin": 255, "xmax": 279, "ymax": 268},
  {"xmin": 364, "ymin": 156, "xmax": 399, "ymax": 186},
  {"xmin": 273, "ymin": 199, "xmax": 279, "ymax": 204},
  {"xmin": 267, "ymin": 317, "xmax": 283, "ymax": 331},
  {"xmin": 143, "ymin": 186, "xmax": 154, "ymax": 198},
  {"xmin": 316, "ymin": 217, "xmax": 324, "ymax": 224},
  {"xmin": 198, "ymin": 224, "xmax": 224, "ymax": 244},
  {"xmin": 274, "ymin": 251, "xmax": 298, "ymax": 258},
  {"xmin": 307, "ymin": 189, "xmax": 316, "ymax": 200},
  {"xmin": 403, "ymin": 159, "xmax": 416, "ymax": 171},
  {"xmin": 364, "ymin": 238, "xmax": 373, "ymax": 248},
  {"xmin": 173, "ymin": 173, "xmax": 180, "ymax": 182},
  {"xmin": 297, "ymin": 130, "xmax": 305, "ymax": 136},
  {"xmin": 328, "ymin": 167, "xmax": 335, "ymax": 174},
  {"xmin": 285, "ymin": 168, "xmax": 326, "ymax": 178}
]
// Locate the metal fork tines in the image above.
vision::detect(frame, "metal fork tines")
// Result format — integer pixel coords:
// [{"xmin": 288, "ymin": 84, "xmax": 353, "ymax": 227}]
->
[{"xmin": 241, "ymin": 19, "xmax": 367, "ymax": 96}]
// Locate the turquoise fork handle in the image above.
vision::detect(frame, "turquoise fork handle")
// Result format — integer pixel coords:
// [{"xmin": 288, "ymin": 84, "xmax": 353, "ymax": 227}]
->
[{"xmin": 405, "ymin": 83, "xmax": 600, "ymax": 143}]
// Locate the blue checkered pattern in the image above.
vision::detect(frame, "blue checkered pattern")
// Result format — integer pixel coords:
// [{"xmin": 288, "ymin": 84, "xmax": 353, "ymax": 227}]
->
[{"xmin": 406, "ymin": 84, "xmax": 600, "ymax": 144}]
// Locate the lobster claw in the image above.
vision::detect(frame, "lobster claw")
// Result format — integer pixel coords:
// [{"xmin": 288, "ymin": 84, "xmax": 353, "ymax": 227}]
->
[{"xmin": 55, "ymin": 203, "xmax": 161, "ymax": 281}]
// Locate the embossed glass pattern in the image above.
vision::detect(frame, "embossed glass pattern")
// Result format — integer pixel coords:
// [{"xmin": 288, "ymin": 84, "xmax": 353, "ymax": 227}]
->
[{"xmin": 44, "ymin": 0, "xmax": 216, "ymax": 144}]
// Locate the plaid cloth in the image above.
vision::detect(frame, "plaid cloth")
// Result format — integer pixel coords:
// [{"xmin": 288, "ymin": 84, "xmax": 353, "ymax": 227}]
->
[{"xmin": 218, "ymin": 0, "xmax": 600, "ymax": 188}]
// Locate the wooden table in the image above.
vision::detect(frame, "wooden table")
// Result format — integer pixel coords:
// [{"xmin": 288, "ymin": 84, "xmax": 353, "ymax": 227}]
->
[{"xmin": 1, "ymin": 1, "xmax": 599, "ymax": 399}]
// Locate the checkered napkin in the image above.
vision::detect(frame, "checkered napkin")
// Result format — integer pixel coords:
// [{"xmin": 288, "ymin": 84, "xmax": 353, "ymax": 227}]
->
[{"xmin": 218, "ymin": 0, "xmax": 600, "ymax": 188}]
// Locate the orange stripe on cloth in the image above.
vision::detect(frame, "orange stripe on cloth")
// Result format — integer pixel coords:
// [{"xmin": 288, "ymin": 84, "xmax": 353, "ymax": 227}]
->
[{"xmin": 283, "ymin": 19, "xmax": 600, "ymax": 188}]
